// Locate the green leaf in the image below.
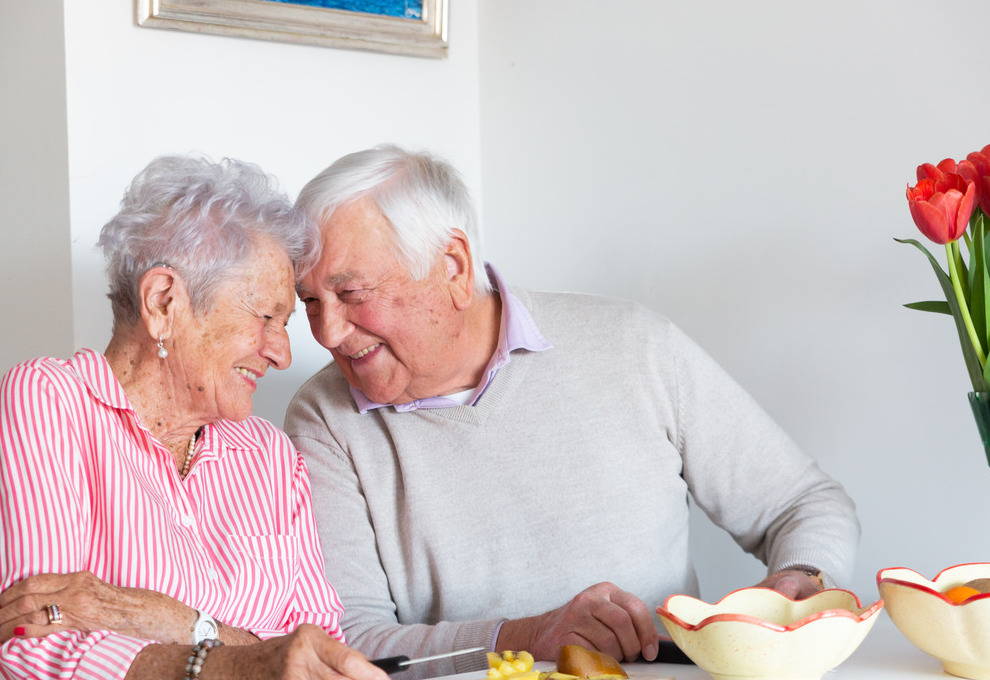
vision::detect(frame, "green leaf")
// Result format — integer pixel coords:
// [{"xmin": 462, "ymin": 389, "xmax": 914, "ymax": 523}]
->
[
  {"xmin": 896, "ymin": 237, "xmax": 990, "ymax": 392},
  {"xmin": 904, "ymin": 301, "xmax": 952, "ymax": 314},
  {"xmin": 969, "ymin": 220, "xmax": 989, "ymax": 352}
]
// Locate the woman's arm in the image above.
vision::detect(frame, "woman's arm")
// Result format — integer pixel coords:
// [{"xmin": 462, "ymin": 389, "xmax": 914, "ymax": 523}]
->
[
  {"xmin": 1, "ymin": 360, "xmax": 145, "ymax": 679},
  {"xmin": 0, "ymin": 572, "xmax": 260, "ymax": 645},
  {"xmin": 122, "ymin": 625, "xmax": 389, "ymax": 680}
]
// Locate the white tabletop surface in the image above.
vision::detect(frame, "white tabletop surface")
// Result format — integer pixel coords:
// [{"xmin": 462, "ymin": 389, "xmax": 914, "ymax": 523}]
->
[{"xmin": 429, "ymin": 614, "xmax": 950, "ymax": 680}]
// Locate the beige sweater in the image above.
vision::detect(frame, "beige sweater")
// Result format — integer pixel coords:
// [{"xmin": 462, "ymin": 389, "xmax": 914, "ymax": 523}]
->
[{"xmin": 285, "ymin": 288, "xmax": 859, "ymax": 678}]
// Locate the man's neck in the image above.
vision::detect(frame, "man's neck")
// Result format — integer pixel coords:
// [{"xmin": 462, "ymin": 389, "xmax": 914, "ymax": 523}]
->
[{"xmin": 448, "ymin": 289, "xmax": 503, "ymax": 395}]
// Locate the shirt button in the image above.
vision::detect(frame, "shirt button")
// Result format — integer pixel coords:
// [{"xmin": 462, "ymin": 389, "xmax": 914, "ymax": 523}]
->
[
  {"xmin": 181, "ymin": 515, "xmax": 195, "ymax": 527},
  {"xmin": 207, "ymin": 568, "xmax": 218, "ymax": 579}
]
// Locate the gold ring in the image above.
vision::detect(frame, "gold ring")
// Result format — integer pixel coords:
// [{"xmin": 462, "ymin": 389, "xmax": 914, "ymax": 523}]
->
[{"xmin": 45, "ymin": 603, "xmax": 63, "ymax": 625}]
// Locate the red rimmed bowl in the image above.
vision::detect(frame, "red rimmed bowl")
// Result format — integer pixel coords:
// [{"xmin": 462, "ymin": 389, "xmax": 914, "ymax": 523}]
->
[
  {"xmin": 878, "ymin": 564, "xmax": 990, "ymax": 679},
  {"xmin": 656, "ymin": 588, "xmax": 883, "ymax": 680}
]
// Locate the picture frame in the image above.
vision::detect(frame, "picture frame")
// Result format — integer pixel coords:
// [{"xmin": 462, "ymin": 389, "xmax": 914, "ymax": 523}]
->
[{"xmin": 136, "ymin": 0, "xmax": 448, "ymax": 58}]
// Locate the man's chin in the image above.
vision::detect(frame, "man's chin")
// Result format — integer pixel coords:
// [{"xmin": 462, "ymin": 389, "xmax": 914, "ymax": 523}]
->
[{"xmin": 348, "ymin": 377, "xmax": 403, "ymax": 406}]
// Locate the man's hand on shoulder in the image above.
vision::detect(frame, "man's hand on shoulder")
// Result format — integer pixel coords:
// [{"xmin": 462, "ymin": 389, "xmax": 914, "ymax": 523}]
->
[{"xmin": 495, "ymin": 582, "xmax": 660, "ymax": 663}]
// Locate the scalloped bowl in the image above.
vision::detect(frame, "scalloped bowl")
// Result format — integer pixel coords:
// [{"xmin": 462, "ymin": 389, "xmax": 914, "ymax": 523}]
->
[
  {"xmin": 656, "ymin": 588, "xmax": 883, "ymax": 680},
  {"xmin": 878, "ymin": 564, "xmax": 990, "ymax": 679}
]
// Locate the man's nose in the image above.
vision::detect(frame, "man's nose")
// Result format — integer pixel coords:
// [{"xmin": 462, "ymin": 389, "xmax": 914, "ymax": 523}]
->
[{"xmin": 315, "ymin": 304, "xmax": 354, "ymax": 350}]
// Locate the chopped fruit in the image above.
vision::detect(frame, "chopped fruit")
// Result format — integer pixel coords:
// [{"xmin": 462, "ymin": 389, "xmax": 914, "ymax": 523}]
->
[
  {"xmin": 945, "ymin": 585, "xmax": 981, "ymax": 603},
  {"xmin": 487, "ymin": 651, "xmax": 536, "ymax": 680}
]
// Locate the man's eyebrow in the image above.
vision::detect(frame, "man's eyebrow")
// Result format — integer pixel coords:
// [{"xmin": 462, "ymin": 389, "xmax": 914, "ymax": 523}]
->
[
  {"xmin": 296, "ymin": 272, "xmax": 359, "ymax": 296},
  {"xmin": 325, "ymin": 272, "xmax": 358, "ymax": 285}
]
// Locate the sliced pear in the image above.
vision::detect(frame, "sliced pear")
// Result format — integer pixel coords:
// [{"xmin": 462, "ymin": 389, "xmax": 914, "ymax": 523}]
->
[{"xmin": 556, "ymin": 645, "xmax": 628, "ymax": 680}]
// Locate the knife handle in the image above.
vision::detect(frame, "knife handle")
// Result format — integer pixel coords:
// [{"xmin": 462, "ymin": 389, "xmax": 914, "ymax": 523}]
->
[{"xmin": 371, "ymin": 655, "xmax": 411, "ymax": 674}]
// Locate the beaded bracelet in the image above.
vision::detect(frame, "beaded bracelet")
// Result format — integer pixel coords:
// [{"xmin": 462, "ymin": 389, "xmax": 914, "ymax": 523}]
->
[{"xmin": 184, "ymin": 638, "xmax": 223, "ymax": 680}]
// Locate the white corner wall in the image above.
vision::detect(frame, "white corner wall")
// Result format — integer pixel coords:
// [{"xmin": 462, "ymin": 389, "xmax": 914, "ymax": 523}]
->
[
  {"xmin": 0, "ymin": 1, "xmax": 74, "ymax": 370},
  {"xmin": 477, "ymin": 0, "xmax": 990, "ymax": 601}
]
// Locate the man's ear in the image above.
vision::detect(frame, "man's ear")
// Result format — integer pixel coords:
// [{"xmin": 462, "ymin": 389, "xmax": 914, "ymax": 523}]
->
[
  {"xmin": 139, "ymin": 265, "xmax": 181, "ymax": 341},
  {"xmin": 444, "ymin": 229, "xmax": 475, "ymax": 311}
]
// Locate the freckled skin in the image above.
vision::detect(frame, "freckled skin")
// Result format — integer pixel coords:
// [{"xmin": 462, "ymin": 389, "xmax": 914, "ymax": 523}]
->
[{"xmin": 169, "ymin": 238, "xmax": 296, "ymax": 423}]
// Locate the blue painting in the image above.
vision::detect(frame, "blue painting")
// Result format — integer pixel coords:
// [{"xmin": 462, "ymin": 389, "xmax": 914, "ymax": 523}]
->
[{"xmin": 262, "ymin": 0, "xmax": 423, "ymax": 20}]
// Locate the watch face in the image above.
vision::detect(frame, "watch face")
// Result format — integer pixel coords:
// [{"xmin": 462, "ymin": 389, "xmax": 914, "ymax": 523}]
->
[{"xmin": 195, "ymin": 617, "xmax": 219, "ymax": 641}]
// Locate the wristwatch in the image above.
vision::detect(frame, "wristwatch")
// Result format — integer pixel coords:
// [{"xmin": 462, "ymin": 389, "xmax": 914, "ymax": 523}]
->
[
  {"xmin": 190, "ymin": 609, "xmax": 219, "ymax": 644},
  {"xmin": 789, "ymin": 565, "xmax": 825, "ymax": 589}
]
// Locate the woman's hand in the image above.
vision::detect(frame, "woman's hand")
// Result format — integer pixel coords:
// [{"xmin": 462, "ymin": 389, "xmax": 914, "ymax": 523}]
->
[
  {"xmin": 223, "ymin": 625, "xmax": 391, "ymax": 680},
  {"xmin": 124, "ymin": 624, "xmax": 392, "ymax": 680},
  {"xmin": 0, "ymin": 571, "xmax": 251, "ymax": 644}
]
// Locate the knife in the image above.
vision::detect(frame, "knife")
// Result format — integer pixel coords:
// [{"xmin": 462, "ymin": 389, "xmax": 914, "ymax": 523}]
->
[{"xmin": 372, "ymin": 646, "xmax": 487, "ymax": 674}]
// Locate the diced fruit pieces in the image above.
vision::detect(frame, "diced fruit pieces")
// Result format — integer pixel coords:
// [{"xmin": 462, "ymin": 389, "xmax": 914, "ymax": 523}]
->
[{"xmin": 487, "ymin": 651, "xmax": 536, "ymax": 680}]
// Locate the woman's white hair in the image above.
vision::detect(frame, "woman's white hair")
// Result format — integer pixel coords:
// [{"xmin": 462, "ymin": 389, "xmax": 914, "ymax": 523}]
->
[
  {"xmin": 98, "ymin": 154, "xmax": 319, "ymax": 331},
  {"xmin": 295, "ymin": 144, "xmax": 491, "ymax": 295}
]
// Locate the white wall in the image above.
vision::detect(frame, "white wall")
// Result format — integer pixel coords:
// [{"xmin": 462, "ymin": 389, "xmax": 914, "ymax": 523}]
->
[
  {"xmin": 0, "ymin": 1, "xmax": 74, "ymax": 368},
  {"xmin": 477, "ymin": 0, "xmax": 990, "ymax": 602},
  {"xmin": 4, "ymin": 0, "xmax": 990, "ymax": 617}
]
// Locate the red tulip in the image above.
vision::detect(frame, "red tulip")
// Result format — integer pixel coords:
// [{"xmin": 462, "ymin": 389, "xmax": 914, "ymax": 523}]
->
[
  {"xmin": 917, "ymin": 158, "xmax": 958, "ymax": 182},
  {"xmin": 964, "ymin": 146, "xmax": 990, "ymax": 216},
  {"xmin": 906, "ymin": 172, "xmax": 977, "ymax": 244}
]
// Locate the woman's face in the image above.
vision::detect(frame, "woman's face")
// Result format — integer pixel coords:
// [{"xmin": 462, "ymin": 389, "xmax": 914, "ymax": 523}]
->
[{"xmin": 171, "ymin": 234, "xmax": 296, "ymax": 424}]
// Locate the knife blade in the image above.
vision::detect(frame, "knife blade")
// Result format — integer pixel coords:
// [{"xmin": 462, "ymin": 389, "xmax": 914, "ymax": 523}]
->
[{"xmin": 372, "ymin": 646, "xmax": 487, "ymax": 674}]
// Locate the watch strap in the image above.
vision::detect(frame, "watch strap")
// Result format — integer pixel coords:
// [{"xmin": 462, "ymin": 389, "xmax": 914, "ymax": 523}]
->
[{"xmin": 787, "ymin": 565, "xmax": 825, "ymax": 589}]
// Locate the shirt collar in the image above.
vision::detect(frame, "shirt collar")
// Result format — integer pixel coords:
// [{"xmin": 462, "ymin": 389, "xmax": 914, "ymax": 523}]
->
[
  {"xmin": 351, "ymin": 262, "xmax": 552, "ymax": 413},
  {"xmin": 71, "ymin": 348, "xmax": 132, "ymax": 411}
]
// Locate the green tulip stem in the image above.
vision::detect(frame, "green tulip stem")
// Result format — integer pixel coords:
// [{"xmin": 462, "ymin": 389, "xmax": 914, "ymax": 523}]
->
[{"xmin": 947, "ymin": 241, "xmax": 987, "ymax": 367}]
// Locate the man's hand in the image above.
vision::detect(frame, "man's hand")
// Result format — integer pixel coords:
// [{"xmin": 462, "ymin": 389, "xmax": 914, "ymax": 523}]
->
[
  {"xmin": 754, "ymin": 569, "xmax": 824, "ymax": 600},
  {"xmin": 495, "ymin": 582, "xmax": 660, "ymax": 663}
]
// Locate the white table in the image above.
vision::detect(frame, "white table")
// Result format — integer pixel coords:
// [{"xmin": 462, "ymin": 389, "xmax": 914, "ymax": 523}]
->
[{"xmin": 431, "ymin": 614, "xmax": 950, "ymax": 680}]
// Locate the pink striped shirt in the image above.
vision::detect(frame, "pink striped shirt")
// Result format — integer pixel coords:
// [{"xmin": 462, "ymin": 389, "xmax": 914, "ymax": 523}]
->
[{"xmin": 0, "ymin": 349, "xmax": 345, "ymax": 679}]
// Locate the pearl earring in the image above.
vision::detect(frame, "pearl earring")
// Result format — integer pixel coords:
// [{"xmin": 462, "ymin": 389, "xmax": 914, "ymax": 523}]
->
[{"xmin": 157, "ymin": 336, "xmax": 168, "ymax": 359}]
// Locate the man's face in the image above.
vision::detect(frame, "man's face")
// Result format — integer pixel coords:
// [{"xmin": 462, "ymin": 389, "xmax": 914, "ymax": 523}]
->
[{"xmin": 296, "ymin": 196, "xmax": 467, "ymax": 404}]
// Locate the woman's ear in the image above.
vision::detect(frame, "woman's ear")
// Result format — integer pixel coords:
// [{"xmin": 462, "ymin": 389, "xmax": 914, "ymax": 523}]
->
[
  {"xmin": 139, "ymin": 265, "xmax": 180, "ymax": 341},
  {"xmin": 444, "ymin": 229, "xmax": 475, "ymax": 311}
]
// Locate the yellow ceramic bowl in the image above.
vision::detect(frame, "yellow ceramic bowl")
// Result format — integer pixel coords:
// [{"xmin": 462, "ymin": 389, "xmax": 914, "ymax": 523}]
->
[
  {"xmin": 878, "ymin": 564, "xmax": 990, "ymax": 680},
  {"xmin": 656, "ymin": 588, "xmax": 883, "ymax": 680}
]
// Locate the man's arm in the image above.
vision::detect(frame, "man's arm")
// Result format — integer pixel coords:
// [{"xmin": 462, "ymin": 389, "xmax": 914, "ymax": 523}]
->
[{"xmin": 668, "ymin": 323, "xmax": 860, "ymax": 588}]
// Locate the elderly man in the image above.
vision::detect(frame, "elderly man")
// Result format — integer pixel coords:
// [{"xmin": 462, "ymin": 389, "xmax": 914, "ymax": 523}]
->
[{"xmin": 284, "ymin": 145, "xmax": 859, "ymax": 679}]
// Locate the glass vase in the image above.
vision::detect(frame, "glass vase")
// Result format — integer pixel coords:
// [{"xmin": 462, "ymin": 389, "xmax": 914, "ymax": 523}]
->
[{"xmin": 967, "ymin": 392, "xmax": 990, "ymax": 467}]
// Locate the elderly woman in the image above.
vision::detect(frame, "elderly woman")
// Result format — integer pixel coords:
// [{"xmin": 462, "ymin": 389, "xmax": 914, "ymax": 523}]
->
[{"xmin": 0, "ymin": 155, "xmax": 388, "ymax": 680}]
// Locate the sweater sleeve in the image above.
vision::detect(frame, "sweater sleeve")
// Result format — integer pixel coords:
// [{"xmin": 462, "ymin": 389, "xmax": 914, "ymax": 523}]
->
[
  {"xmin": 285, "ymin": 393, "xmax": 495, "ymax": 680},
  {"xmin": 667, "ymin": 323, "xmax": 860, "ymax": 587}
]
